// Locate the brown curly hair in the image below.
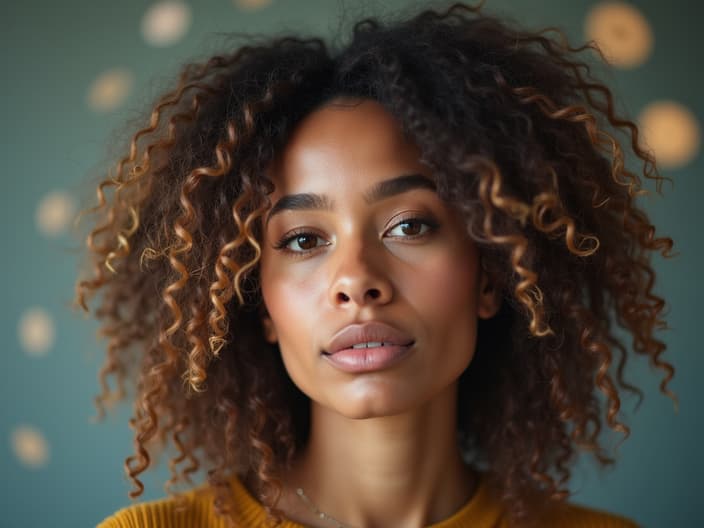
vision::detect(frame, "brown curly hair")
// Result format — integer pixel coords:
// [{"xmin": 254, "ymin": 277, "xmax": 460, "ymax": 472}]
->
[{"xmin": 74, "ymin": 2, "xmax": 678, "ymax": 526}]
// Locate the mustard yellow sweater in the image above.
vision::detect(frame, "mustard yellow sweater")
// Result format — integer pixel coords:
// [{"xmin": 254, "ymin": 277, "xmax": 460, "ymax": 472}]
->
[{"xmin": 97, "ymin": 473, "xmax": 639, "ymax": 528}]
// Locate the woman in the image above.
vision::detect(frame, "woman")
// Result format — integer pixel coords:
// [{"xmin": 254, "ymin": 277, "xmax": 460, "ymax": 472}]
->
[{"xmin": 77, "ymin": 3, "xmax": 677, "ymax": 527}]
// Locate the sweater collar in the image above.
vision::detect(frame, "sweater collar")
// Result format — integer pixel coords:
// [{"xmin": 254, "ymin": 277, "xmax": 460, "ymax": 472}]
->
[{"xmin": 227, "ymin": 471, "xmax": 503, "ymax": 528}]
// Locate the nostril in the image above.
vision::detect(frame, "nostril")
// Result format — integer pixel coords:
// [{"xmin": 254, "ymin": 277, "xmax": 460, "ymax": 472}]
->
[
  {"xmin": 337, "ymin": 292, "xmax": 350, "ymax": 302},
  {"xmin": 335, "ymin": 288, "xmax": 383, "ymax": 304}
]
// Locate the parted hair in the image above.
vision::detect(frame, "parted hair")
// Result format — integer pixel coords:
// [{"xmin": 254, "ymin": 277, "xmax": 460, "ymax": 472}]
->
[{"xmin": 75, "ymin": 2, "xmax": 677, "ymax": 526}]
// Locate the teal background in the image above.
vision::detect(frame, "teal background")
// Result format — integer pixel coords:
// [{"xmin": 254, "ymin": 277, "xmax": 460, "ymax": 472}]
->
[{"xmin": 2, "ymin": 1, "xmax": 701, "ymax": 527}]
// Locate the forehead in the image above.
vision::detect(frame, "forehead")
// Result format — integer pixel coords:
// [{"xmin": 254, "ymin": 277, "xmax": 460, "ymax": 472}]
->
[{"xmin": 267, "ymin": 98, "xmax": 429, "ymax": 195}]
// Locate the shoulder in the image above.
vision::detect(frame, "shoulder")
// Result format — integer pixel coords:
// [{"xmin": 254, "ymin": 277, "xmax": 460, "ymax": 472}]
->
[
  {"xmin": 96, "ymin": 477, "xmax": 284, "ymax": 528},
  {"xmin": 95, "ymin": 486, "xmax": 223, "ymax": 528},
  {"xmin": 537, "ymin": 499, "xmax": 640, "ymax": 528},
  {"xmin": 472, "ymin": 472, "xmax": 639, "ymax": 528}
]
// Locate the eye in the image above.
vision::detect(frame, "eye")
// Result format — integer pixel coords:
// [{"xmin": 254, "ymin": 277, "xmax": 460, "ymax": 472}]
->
[
  {"xmin": 274, "ymin": 231, "xmax": 329, "ymax": 253},
  {"xmin": 385, "ymin": 217, "xmax": 436, "ymax": 239}
]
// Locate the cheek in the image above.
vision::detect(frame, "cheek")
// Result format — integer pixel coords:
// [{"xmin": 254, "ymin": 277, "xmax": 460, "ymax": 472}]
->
[
  {"xmin": 260, "ymin": 265, "xmax": 332, "ymax": 401},
  {"xmin": 410, "ymin": 246, "xmax": 480, "ymax": 379},
  {"xmin": 260, "ymin": 257, "xmax": 325, "ymax": 349},
  {"xmin": 412, "ymin": 249, "xmax": 478, "ymax": 316}
]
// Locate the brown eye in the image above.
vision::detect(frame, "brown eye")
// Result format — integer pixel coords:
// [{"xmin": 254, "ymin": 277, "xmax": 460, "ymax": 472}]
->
[
  {"xmin": 277, "ymin": 232, "xmax": 329, "ymax": 253},
  {"xmin": 399, "ymin": 220, "xmax": 423, "ymax": 236},
  {"xmin": 294, "ymin": 234, "xmax": 318, "ymax": 250},
  {"xmin": 385, "ymin": 217, "xmax": 435, "ymax": 238}
]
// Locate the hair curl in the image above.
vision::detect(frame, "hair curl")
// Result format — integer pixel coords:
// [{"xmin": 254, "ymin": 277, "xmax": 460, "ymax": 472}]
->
[{"xmin": 75, "ymin": 2, "xmax": 678, "ymax": 527}]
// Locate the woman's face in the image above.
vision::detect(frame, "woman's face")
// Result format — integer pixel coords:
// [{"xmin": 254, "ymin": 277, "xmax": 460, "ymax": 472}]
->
[{"xmin": 259, "ymin": 97, "xmax": 499, "ymax": 419}]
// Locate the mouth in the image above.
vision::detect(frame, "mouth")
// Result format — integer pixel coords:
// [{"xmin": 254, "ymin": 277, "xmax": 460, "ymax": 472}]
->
[
  {"xmin": 321, "ymin": 341, "xmax": 415, "ymax": 373},
  {"xmin": 324, "ymin": 321, "xmax": 415, "ymax": 356},
  {"xmin": 322, "ymin": 321, "xmax": 416, "ymax": 373},
  {"xmin": 322, "ymin": 341, "xmax": 415, "ymax": 355}
]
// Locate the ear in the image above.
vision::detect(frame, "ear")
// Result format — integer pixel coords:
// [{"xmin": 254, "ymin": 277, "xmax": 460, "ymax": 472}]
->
[
  {"xmin": 477, "ymin": 258, "xmax": 502, "ymax": 320},
  {"xmin": 260, "ymin": 311, "xmax": 279, "ymax": 344}
]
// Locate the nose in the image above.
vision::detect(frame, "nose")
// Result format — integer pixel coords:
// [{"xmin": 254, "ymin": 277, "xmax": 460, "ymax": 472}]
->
[{"xmin": 328, "ymin": 239, "xmax": 393, "ymax": 308}]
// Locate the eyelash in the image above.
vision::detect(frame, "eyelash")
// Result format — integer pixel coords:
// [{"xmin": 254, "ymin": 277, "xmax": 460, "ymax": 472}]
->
[
  {"xmin": 272, "ymin": 216, "xmax": 439, "ymax": 256},
  {"xmin": 385, "ymin": 216, "xmax": 438, "ymax": 239},
  {"xmin": 272, "ymin": 228, "xmax": 329, "ymax": 255}
]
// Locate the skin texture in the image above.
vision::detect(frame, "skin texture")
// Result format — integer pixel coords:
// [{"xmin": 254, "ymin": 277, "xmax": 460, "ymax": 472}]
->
[{"xmin": 259, "ymin": 97, "xmax": 502, "ymax": 527}]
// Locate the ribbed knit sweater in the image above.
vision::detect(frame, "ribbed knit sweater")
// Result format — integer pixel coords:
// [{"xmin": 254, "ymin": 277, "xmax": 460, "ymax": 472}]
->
[{"xmin": 97, "ymin": 472, "xmax": 639, "ymax": 527}]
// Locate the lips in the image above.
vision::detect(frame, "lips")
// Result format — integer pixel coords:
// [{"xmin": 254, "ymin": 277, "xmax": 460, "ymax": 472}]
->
[{"xmin": 324, "ymin": 321, "xmax": 415, "ymax": 355}]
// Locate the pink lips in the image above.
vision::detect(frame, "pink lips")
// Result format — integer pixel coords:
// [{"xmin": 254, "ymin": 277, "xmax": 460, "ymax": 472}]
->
[{"xmin": 323, "ymin": 321, "xmax": 415, "ymax": 373}]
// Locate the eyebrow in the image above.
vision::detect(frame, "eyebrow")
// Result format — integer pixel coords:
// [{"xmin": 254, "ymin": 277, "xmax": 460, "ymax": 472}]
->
[{"xmin": 266, "ymin": 173, "xmax": 436, "ymax": 225}]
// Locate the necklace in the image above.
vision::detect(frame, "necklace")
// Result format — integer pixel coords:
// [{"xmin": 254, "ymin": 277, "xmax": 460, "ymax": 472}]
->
[{"xmin": 295, "ymin": 486, "xmax": 357, "ymax": 528}]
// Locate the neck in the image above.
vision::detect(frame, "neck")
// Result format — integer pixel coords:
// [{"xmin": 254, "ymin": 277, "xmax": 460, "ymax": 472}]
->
[{"xmin": 280, "ymin": 382, "xmax": 477, "ymax": 528}]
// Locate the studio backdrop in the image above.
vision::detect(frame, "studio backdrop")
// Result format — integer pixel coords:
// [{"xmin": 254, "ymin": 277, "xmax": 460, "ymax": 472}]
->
[{"xmin": 2, "ymin": 1, "xmax": 701, "ymax": 527}]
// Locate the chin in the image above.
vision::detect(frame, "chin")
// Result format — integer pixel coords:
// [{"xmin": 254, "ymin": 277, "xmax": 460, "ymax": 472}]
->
[
  {"xmin": 336, "ymin": 404, "xmax": 410, "ymax": 420},
  {"xmin": 330, "ymin": 385, "xmax": 419, "ymax": 419}
]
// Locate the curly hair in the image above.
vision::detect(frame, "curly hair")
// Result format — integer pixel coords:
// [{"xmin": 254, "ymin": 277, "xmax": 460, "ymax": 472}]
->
[{"xmin": 75, "ymin": 2, "xmax": 678, "ymax": 527}]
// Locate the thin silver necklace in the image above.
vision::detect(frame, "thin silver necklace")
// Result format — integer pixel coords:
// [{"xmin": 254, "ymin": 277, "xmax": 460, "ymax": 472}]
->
[{"xmin": 295, "ymin": 486, "xmax": 358, "ymax": 528}]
